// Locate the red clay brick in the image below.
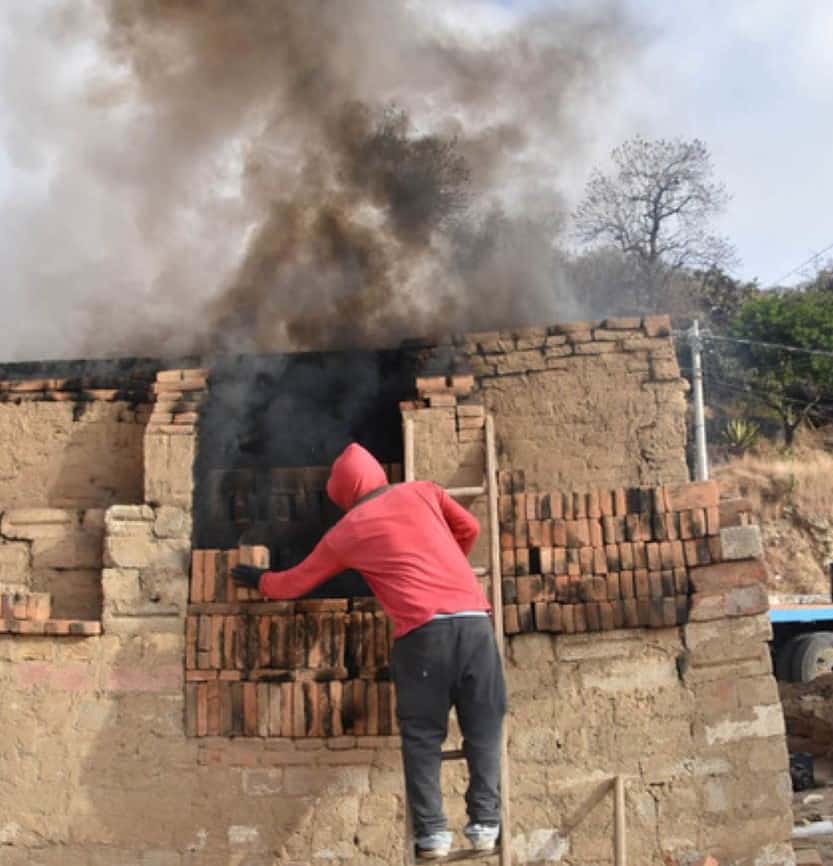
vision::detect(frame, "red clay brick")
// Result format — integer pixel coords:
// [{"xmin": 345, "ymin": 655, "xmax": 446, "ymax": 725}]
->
[
  {"xmin": 670, "ymin": 541, "xmax": 685, "ymax": 568},
  {"xmin": 450, "ymin": 374, "xmax": 475, "ymax": 395},
  {"xmin": 512, "ymin": 493, "xmax": 526, "ymax": 521},
  {"xmin": 579, "ymin": 546, "xmax": 594, "ymax": 573},
  {"xmin": 634, "ymin": 569, "xmax": 650, "ymax": 598},
  {"xmin": 572, "ymin": 492, "xmax": 586, "ymax": 519},
  {"xmin": 552, "ymin": 548, "xmax": 567, "ymax": 574},
  {"xmin": 599, "ymin": 601, "xmax": 615, "ymax": 630},
  {"xmin": 515, "ymin": 547, "xmax": 530, "ymax": 576},
  {"xmin": 548, "ymin": 492, "xmax": 564, "ymax": 520},
  {"xmin": 659, "ymin": 541, "xmax": 675, "ymax": 570},
  {"xmin": 706, "ymin": 506, "xmax": 720, "ymax": 536},
  {"xmin": 190, "ymin": 551, "xmax": 205, "ymax": 603},
  {"xmin": 689, "ymin": 559, "xmax": 766, "ymax": 593},
  {"xmin": 646, "ymin": 543, "xmax": 661, "ymax": 571},
  {"xmin": 503, "ymin": 605, "xmax": 520, "ymax": 634},
  {"xmin": 665, "ymin": 480, "xmax": 719, "ymax": 512},
  {"xmin": 573, "ymin": 603, "xmax": 587, "ymax": 633},
  {"xmin": 623, "ymin": 598, "xmax": 639, "ymax": 627},
  {"xmin": 643, "ymin": 314, "xmax": 671, "ymax": 337},
  {"xmin": 613, "ymin": 488, "xmax": 627, "ymax": 516},
  {"xmin": 415, "ymin": 375, "xmax": 447, "ymax": 393},
  {"xmin": 513, "ymin": 521, "xmax": 528, "ymax": 548},
  {"xmin": 605, "ymin": 572, "xmax": 621, "ymax": 600},
  {"xmin": 593, "ymin": 547, "xmax": 607, "ymax": 575},
  {"xmin": 561, "ymin": 604, "xmax": 575, "ymax": 633},
  {"xmin": 586, "ymin": 490, "xmax": 601, "ymax": 519},
  {"xmin": 516, "ymin": 575, "xmax": 544, "ymax": 604},
  {"xmin": 599, "ymin": 489, "xmax": 615, "ymax": 517},
  {"xmin": 605, "ymin": 544, "xmax": 620, "ymax": 572},
  {"xmin": 619, "ymin": 570, "xmax": 635, "ymax": 598},
  {"xmin": 632, "ymin": 542, "xmax": 648, "ymax": 569},
  {"xmin": 690, "ymin": 508, "xmax": 707, "ymax": 538},
  {"xmin": 585, "ymin": 602, "xmax": 601, "ymax": 631},
  {"xmin": 527, "ymin": 521, "xmax": 543, "ymax": 547},
  {"xmin": 547, "ymin": 602, "xmax": 563, "ymax": 632},
  {"xmin": 517, "ymin": 603, "xmax": 534, "ymax": 633},
  {"xmin": 649, "ymin": 572, "xmax": 663, "ymax": 600},
  {"xmin": 581, "ymin": 576, "xmax": 608, "ymax": 602},
  {"xmin": 566, "ymin": 519, "xmax": 590, "ymax": 548},
  {"xmin": 243, "ymin": 682, "xmax": 258, "ymax": 737}
]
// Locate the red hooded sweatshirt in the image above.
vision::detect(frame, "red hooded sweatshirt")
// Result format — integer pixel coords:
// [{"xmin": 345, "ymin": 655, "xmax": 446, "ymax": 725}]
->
[{"xmin": 259, "ymin": 443, "xmax": 489, "ymax": 637}]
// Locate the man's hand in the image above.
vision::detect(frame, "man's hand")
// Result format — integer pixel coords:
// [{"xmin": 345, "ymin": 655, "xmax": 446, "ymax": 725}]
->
[{"xmin": 231, "ymin": 564, "xmax": 266, "ymax": 590}]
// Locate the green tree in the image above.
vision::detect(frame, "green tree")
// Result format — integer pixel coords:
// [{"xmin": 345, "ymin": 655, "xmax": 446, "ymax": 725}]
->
[{"xmin": 723, "ymin": 290, "xmax": 833, "ymax": 444}]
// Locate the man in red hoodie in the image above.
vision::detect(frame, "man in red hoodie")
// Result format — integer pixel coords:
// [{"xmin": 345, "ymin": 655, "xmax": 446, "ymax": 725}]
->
[{"xmin": 232, "ymin": 443, "xmax": 506, "ymax": 860}]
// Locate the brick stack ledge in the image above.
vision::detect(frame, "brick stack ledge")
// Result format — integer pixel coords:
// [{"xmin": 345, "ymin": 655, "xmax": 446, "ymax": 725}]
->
[
  {"xmin": 0, "ymin": 590, "xmax": 100, "ymax": 636},
  {"xmin": 186, "ymin": 545, "xmax": 397, "ymax": 738},
  {"xmin": 499, "ymin": 474, "xmax": 765, "ymax": 635}
]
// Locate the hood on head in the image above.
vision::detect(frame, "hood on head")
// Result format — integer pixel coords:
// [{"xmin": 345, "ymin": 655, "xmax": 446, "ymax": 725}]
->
[{"xmin": 326, "ymin": 443, "xmax": 388, "ymax": 511}]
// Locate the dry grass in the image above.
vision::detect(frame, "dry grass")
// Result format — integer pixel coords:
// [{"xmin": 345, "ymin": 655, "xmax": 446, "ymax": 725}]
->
[{"xmin": 714, "ymin": 429, "xmax": 833, "ymax": 595}]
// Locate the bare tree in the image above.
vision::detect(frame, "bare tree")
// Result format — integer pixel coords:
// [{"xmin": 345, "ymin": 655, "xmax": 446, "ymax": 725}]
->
[{"xmin": 573, "ymin": 137, "xmax": 737, "ymax": 295}]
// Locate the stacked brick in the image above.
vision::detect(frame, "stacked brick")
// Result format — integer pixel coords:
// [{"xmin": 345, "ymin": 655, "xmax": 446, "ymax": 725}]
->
[
  {"xmin": 0, "ymin": 590, "xmax": 100, "ymax": 635},
  {"xmin": 203, "ymin": 463, "xmax": 403, "ymax": 557},
  {"xmin": 400, "ymin": 374, "xmax": 484, "ymax": 444},
  {"xmin": 500, "ymin": 473, "xmax": 730, "ymax": 635},
  {"xmin": 147, "ymin": 368, "xmax": 208, "ymax": 432},
  {"xmin": 185, "ymin": 546, "xmax": 397, "ymax": 738},
  {"xmin": 453, "ymin": 315, "xmax": 679, "ymax": 381},
  {"xmin": 0, "ymin": 377, "xmax": 151, "ymax": 409}
]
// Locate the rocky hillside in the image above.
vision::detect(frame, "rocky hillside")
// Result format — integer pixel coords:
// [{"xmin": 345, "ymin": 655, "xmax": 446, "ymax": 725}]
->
[{"xmin": 714, "ymin": 431, "xmax": 833, "ymax": 598}]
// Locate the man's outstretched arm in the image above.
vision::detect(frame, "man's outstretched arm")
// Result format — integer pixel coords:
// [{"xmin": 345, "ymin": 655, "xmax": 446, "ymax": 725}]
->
[{"xmin": 233, "ymin": 537, "xmax": 345, "ymax": 599}]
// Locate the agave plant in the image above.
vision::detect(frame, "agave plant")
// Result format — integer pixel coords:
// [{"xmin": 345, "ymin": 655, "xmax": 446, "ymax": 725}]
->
[{"xmin": 722, "ymin": 417, "xmax": 760, "ymax": 455}]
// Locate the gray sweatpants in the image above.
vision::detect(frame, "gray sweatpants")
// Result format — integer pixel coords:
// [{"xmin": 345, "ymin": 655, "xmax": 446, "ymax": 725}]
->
[{"xmin": 391, "ymin": 615, "xmax": 507, "ymax": 837}]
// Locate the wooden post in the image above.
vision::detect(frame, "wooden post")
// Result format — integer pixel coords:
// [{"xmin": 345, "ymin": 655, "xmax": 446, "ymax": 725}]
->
[
  {"xmin": 614, "ymin": 774, "xmax": 626, "ymax": 866},
  {"xmin": 403, "ymin": 416, "xmax": 415, "ymax": 482},
  {"xmin": 487, "ymin": 415, "xmax": 511, "ymax": 866}
]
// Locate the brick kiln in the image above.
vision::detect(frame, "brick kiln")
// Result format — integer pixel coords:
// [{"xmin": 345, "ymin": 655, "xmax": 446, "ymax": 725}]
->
[{"xmin": 0, "ymin": 315, "xmax": 794, "ymax": 866}]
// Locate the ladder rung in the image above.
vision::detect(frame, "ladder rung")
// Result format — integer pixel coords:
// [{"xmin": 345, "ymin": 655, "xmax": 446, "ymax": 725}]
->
[
  {"xmin": 445, "ymin": 485, "xmax": 486, "ymax": 498},
  {"xmin": 472, "ymin": 566, "xmax": 488, "ymax": 577},
  {"xmin": 441, "ymin": 749, "xmax": 465, "ymax": 761},
  {"xmin": 431, "ymin": 849, "xmax": 497, "ymax": 862}
]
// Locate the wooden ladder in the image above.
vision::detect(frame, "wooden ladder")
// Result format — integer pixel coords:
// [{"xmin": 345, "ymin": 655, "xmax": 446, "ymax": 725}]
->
[{"xmin": 401, "ymin": 414, "xmax": 511, "ymax": 865}]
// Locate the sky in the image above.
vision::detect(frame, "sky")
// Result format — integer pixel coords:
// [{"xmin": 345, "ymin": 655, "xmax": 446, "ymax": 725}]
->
[
  {"xmin": 453, "ymin": 0, "xmax": 833, "ymax": 287},
  {"xmin": 577, "ymin": 0, "xmax": 833, "ymax": 287},
  {"xmin": 0, "ymin": 0, "xmax": 831, "ymax": 362}
]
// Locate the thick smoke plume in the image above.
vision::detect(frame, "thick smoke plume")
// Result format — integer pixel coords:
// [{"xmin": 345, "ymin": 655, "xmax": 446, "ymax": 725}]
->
[{"xmin": 0, "ymin": 0, "xmax": 637, "ymax": 359}]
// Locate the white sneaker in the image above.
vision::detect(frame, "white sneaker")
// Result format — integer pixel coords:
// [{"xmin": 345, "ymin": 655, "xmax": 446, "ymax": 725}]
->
[
  {"xmin": 415, "ymin": 830, "xmax": 453, "ymax": 860},
  {"xmin": 464, "ymin": 823, "xmax": 500, "ymax": 851}
]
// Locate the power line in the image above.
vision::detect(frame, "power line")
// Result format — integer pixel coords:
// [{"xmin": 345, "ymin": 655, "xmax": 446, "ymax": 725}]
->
[
  {"xmin": 703, "ymin": 333, "xmax": 833, "ymax": 360},
  {"xmin": 699, "ymin": 361, "xmax": 833, "ymax": 413},
  {"xmin": 700, "ymin": 374, "xmax": 833, "ymax": 422},
  {"xmin": 772, "ymin": 240, "xmax": 833, "ymax": 287}
]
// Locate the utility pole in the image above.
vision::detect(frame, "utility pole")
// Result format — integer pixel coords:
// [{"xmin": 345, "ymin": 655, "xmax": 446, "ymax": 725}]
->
[{"xmin": 689, "ymin": 319, "xmax": 709, "ymax": 481}]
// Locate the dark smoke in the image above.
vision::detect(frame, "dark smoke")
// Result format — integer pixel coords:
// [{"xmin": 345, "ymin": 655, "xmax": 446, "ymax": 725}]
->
[{"xmin": 0, "ymin": 0, "xmax": 639, "ymax": 359}]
